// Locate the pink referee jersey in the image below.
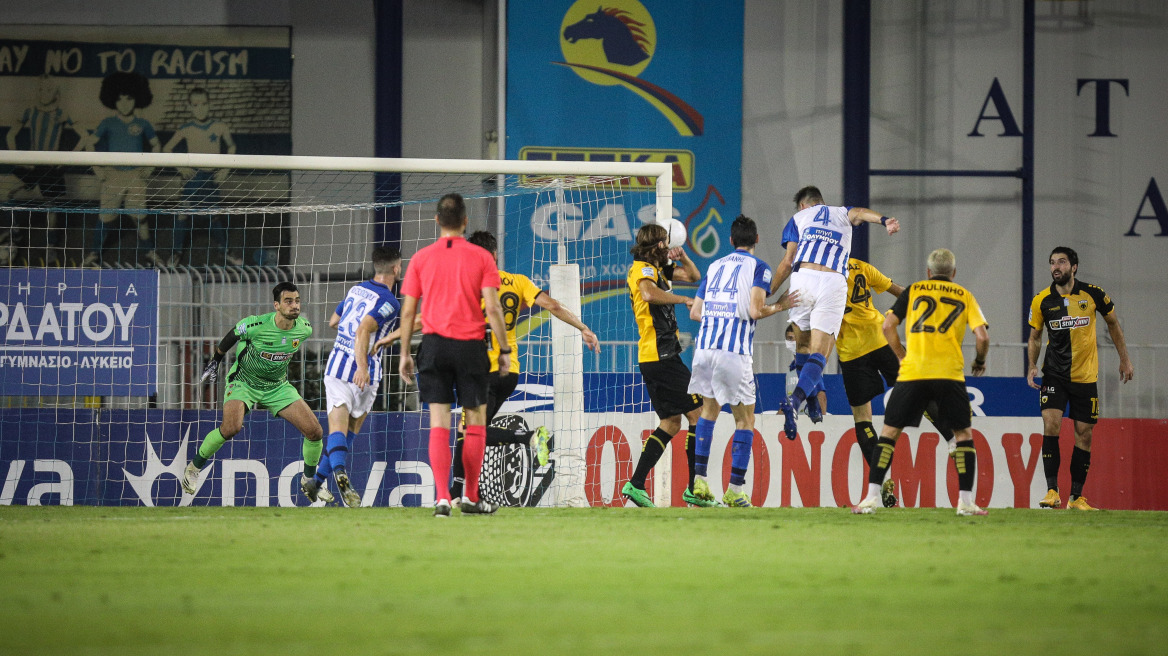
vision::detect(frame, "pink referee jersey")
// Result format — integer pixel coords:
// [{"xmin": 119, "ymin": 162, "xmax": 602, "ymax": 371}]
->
[{"xmin": 401, "ymin": 235, "xmax": 501, "ymax": 340}]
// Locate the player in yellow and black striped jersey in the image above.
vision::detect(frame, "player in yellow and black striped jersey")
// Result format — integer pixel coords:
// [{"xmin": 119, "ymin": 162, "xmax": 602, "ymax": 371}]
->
[
  {"xmin": 852, "ymin": 248, "xmax": 991, "ymax": 517},
  {"xmin": 447, "ymin": 231, "xmax": 600, "ymax": 502},
  {"xmin": 1026, "ymin": 246, "xmax": 1133, "ymax": 510},
  {"xmin": 622, "ymin": 223, "xmax": 702, "ymax": 507}
]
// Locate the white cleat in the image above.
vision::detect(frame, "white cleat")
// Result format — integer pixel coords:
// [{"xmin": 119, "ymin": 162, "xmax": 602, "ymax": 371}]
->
[
  {"xmin": 851, "ymin": 496, "xmax": 881, "ymax": 515},
  {"xmin": 315, "ymin": 483, "xmax": 335, "ymax": 505},
  {"xmin": 433, "ymin": 499, "xmax": 452, "ymax": 517},
  {"xmin": 956, "ymin": 502, "xmax": 988, "ymax": 516},
  {"xmin": 180, "ymin": 462, "xmax": 201, "ymax": 495}
]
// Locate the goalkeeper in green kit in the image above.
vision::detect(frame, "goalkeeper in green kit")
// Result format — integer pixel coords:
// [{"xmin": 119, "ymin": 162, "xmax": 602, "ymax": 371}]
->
[{"xmin": 180, "ymin": 282, "xmax": 329, "ymax": 503}]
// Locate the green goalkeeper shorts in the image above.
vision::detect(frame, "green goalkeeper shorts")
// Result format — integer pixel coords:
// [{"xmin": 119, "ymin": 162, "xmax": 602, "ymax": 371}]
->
[{"xmin": 223, "ymin": 380, "xmax": 303, "ymax": 416}]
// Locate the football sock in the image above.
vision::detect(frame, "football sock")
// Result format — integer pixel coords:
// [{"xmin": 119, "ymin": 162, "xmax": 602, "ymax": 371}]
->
[
  {"xmin": 1069, "ymin": 446, "xmax": 1091, "ymax": 498},
  {"xmin": 326, "ymin": 430, "xmax": 348, "ymax": 474},
  {"xmin": 630, "ymin": 427, "xmax": 672, "ymax": 488},
  {"xmin": 694, "ymin": 417, "xmax": 714, "ymax": 477},
  {"xmin": 855, "ymin": 421, "xmax": 877, "ymax": 465},
  {"xmin": 729, "ymin": 429, "xmax": 752, "ymax": 485},
  {"xmin": 793, "ymin": 353, "xmax": 826, "ymax": 409},
  {"xmin": 487, "ymin": 425, "xmax": 532, "ymax": 447},
  {"xmin": 866, "ymin": 482, "xmax": 881, "ymax": 500},
  {"xmin": 728, "ymin": 483, "xmax": 743, "ymax": 494},
  {"xmin": 793, "ymin": 352, "xmax": 809, "ymax": 373},
  {"xmin": 685, "ymin": 427, "xmax": 697, "ymax": 490},
  {"xmin": 1042, "ymin": 434, "xmax": 1061, "ymax": 491},
  {"xmin": 954, "ymin": 444, "xmax": 977, "ymax": 493},
  {"xmin": 450, "ymin": 432, "xmax": 465, "ymax": 498},
  {"xmin": 192, "ymin": 428, "xmax": 227, "ymax": 469},
  {"xmin": 428, "ymin": 427, "xmax": 452, "ymax": 502},
  {"xmin": 868, "ymin": 436, "xmax": 896, "ymax": 485},
  {"xmin": 462, "ymin": 425, "xmax": 487, "ymax": 503},
  {"xmin": 959, "ymin": 489, "xmax": 974, "ymax": 506},
  {"xmin": 302, "ymin": 437, "xmax": 323, "ymax": 478}
]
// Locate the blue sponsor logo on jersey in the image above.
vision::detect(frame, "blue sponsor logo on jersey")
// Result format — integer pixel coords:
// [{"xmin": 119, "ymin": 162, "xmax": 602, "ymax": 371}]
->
[{"xmin": 804, "ymin": 227, "xmax": 843, "ymax": 245}]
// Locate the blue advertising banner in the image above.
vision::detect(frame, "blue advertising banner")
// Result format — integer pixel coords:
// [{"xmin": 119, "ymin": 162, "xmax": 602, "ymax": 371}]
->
[
  {"xmin": 0, "ymin": 269, "xmax": 157, "ymax": 396},
  {"xmin": 506, "ymin": 0, "xmax": 744, "ymax": 362}
]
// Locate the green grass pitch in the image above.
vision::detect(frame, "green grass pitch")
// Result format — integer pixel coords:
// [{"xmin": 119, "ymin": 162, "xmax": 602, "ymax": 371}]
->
[{"xmin": 1, "ymin": 506, "xmax": 1166, "ymax": 655}]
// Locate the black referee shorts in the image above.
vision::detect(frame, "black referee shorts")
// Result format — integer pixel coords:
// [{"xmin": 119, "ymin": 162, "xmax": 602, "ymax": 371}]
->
[
  {"xmin": 416, "ymin": 334, "xmax": 490, "ymax": 408},
  {"xmin": 884, "ymin": 379, "xmax": 971, "ymax": 432},
  {"xmin": 639, "ymin": 355, "xmax": 701, "ymax": 419},
  {"xmin": 839, "ymin": 345, "xmax": 900, "ymax": 408}
]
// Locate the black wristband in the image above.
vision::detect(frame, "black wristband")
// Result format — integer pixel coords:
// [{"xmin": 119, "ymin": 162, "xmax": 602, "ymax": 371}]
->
[
  {"xmin": 974, "ymin": 358, "xmax": 986, "ymax": 365},
  {"xmin": 880, "ymin": 216, "xmax": 889, "ymax": 226},
  {"xmin": 498, "ymin": 348, "xmax": 512, "ymax": 355}
]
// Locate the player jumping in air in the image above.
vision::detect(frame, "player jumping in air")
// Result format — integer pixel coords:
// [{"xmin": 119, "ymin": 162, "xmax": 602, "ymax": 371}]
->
[
  {"xmin": 771, "ymin": 185, "xmax": 900, "ymax": 441},
  {"xmin": 309, "ymin": 247, "xmax": 403, "ymax": 508},
  {"xmin": 447, "ymin": 230, "xmax": 599, "ymax": 504},
  {"xmin": 181, "ymin": 282, "xmax": 327, "ymax": 504},
  {"xmin": 688, "ymin": 215, "xmax": 798, "ymax": 507}
]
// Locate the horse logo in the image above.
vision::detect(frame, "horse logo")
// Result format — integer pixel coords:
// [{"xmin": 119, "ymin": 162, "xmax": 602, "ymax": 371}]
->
[
  {"xmin": 563, "ymin": 6, "xmax": 651, "ymax": 66},
  {"xmin": 557, "ymin": 0, "xmax": 704, "ymax": 136}
]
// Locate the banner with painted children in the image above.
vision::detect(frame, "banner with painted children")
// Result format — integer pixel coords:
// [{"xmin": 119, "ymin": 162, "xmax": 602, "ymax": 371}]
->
[{"xmin": 0, "ymin": 26, "xmax": 292, "ymax": 268}]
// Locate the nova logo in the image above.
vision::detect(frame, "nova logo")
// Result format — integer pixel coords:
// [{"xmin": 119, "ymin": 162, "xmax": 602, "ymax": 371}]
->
[
  {"xmin": 557, "ymin": 1, "xmax": 704, "ymax": 136},
  {"xmin": 1048, "ymin": 316, "xmax": 1090, "ymax": 331}
]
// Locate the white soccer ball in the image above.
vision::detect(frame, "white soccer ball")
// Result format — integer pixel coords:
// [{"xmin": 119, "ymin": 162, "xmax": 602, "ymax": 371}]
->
[{"xmin": 662, "ymin": 218, "xmax": 687, "ymax": 249}]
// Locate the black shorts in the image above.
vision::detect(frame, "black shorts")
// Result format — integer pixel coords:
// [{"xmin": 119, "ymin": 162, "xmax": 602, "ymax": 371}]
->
[
  {"xmin": 639, "ymin": 355, "xmax": 701, "ymax": 419},
  {"xmin": 884, "ymin": 379, "xmax": 971, "ymax": 431},
  {"xmin": 486, "ymin": 371, "xmax": 520, "ymax": 423},
  {"xmin": 14, "ymin": 166, "xmax": 67, "ymax": 198},
  {"xmin": 1040, "ymin": 376, "xmax": 1099, "ymax": 424},
  {"xmin": 416, "ymin": 334, "xmax": 490, "ymax": 407},
  {"xmin": 839, "ymin": 345, "xmax": 899, "ymax": 407}
]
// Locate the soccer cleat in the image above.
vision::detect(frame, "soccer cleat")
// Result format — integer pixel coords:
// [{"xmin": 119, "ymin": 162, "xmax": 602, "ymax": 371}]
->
[
  {"xmin": 956, "ymin": 501, "xmax": 988, "ymax": 516},
  {"xmin": 722, "ymin": 489, "xmax": 752, "ymax": 507},
  {"xmin": 806, "ymin": 397, "xmax": 823, "ymax": 424},
  {"xmin": 851, "ymin": 496, "xmax": 880, "ymax": 515},
  {"xmin": 779, "ymin": 396, "xmax": 799, "ymax": 441},
  {"xmin": 334, "ymin": 469, "xmax": 361, "ymax": 508},
  {"xmin": 530, "ymin": 426, "xmax": 551, "ymax": 468},
  {"xmin": 1039, "ymin": 488, "xmax": 1062, "ymax": 509},
  {"xmin": 1067, "ymin": 496, "xmax": 1098, "ymax": 511},
  {"xmin": 691, "ymin": 477, "xmax": 715, "ymax": 502},
  {"xmin": 434, "ymin": 499, "xmax": 452, "ymax": 517},
  {"xmin": 300, "ymin": 474, "xmax": 327, "ymax": 503},
  {"xmin": 315, "ymin": 483, "xmax": 335, "ymax": 505},
  {"xmin": 621, "ymin": 482, "xmax": 655, "ymax": 508},
  {"xmin": 460, "ymin": 499, "xmax": 499, "ymax": 515},
  {"xmin": 881, "ymin": 479, "xmax": 898, "ymax": 508},
  {"xmin": 682, "ymin": 488, "xmax": 720, "ymax": 507},
  {"xmin": 180, "ymin": 462, "xmax": 201, "ymax": 495}
]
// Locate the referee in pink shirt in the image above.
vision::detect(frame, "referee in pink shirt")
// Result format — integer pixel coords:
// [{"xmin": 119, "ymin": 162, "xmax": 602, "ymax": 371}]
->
[{"xmin": 399, "ymin": 193, "xmax": 510, "ymax": 517}]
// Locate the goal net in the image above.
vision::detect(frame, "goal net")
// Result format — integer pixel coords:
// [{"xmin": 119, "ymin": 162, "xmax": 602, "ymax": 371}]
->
[{"xmin": 0, "ymin": 150, "xmax": 678, "ymax": 508}]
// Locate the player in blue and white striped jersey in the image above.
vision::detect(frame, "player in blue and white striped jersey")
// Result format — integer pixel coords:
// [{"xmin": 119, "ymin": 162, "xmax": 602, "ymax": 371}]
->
[
  {"xmin": 770, "ymin": 186, "xmax": 900, "ymax": 441},
  {"xmin": 314, "ymin": 246, "xmax": 403, "ymax": 507},
  {"xmin": 687, "ymin": 215, "xmax": 799, "ymax": 507}
]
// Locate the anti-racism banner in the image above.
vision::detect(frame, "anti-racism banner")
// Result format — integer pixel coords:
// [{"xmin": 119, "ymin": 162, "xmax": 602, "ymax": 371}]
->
[
  {"xmin": 0, "ymin": 269, "xmax": 157, "ymax": 396},
  {"xmin": 506, "ymin": 0, "xmax": 744, "ymax": 364}
]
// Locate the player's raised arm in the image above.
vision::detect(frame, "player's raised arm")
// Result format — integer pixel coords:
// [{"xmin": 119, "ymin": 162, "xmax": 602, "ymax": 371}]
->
[
  {"xmin": 847, "ymin": 206, "xmax": 900, "ymax": 235},
  {"xmin": 532, "ymin": 292, "xmax": 600, "ymax": 353},
  {"xmin": 667, "ymin": 247, "xmax": 701, "ymax": 283}
]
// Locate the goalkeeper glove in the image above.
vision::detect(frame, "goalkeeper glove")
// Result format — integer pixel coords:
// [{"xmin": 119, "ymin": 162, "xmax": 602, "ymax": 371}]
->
[{"xmin": 200, "ymin": 356, "xmax": 223, "ymax": 384}]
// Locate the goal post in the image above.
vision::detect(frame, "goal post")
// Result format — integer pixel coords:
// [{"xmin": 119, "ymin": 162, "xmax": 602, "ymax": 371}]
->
[{"xmin": 0, "ymin": 150, "xmax": 677, "ymax": 507}]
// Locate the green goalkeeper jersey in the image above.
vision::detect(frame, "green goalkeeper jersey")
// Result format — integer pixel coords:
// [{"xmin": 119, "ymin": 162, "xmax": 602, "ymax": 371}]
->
[{"xmin": 226, "ymin": 312, "xmax": 313, "ymax": 391}]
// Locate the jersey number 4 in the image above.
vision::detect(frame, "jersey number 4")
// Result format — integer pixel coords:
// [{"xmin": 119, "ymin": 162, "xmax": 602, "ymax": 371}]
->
[
  {"xmin": 812, "ymin": 207, "xmax": 830, "ymax": 225},
  {"xmin": 910, "ymin": 296, "xmax": 965, "ymax": 333}
]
